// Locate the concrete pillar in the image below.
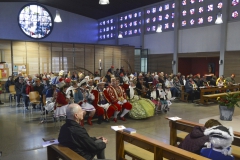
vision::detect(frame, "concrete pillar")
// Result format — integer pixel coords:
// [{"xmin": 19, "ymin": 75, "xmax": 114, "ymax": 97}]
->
[
  {"xmin": 172, "ymin": 0, "xmax": 180, "ymax": 74},
  {"xmin": 219, "ymin": 0, "xmax": 228, "ymax": 76}
]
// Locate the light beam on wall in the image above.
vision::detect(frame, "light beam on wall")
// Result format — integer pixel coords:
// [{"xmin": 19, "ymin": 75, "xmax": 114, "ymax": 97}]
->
[
  {"xmin": 215, "ymin": 13, "xmax": 223, "ymax": 24},
  {"xmin": 54, "ymin": 10, "xmax": 62, "ymax": 23},
  {"xmin": 156, "ymin": 24, "xmax": 162, "ymax": 33}
]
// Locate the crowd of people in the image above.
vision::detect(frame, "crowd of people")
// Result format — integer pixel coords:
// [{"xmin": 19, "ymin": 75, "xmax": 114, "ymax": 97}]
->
[
  {"xmin": 2, "ymin": 67, "xmax": 237, "ymax": 160},
  {"xmin": 4, "ymin": 67, "xmax": 237, "ymax": 124}
]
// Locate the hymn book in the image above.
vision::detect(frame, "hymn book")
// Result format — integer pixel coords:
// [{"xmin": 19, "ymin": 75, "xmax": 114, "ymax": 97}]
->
[{"xmin": 123, "ymin": 128, "xmax": 136, "ymax": 134}]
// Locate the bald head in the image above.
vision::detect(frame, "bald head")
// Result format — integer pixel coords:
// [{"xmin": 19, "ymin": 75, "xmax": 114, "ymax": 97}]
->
[{"xmin": 66, "ymin": 103, "xmax": 83, "ymax": 121}]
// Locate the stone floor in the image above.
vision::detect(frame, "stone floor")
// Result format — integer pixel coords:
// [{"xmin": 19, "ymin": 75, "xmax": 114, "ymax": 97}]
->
[{"xmin": 0, "ymin": 98, "xmax": 239, "ymax": 160}]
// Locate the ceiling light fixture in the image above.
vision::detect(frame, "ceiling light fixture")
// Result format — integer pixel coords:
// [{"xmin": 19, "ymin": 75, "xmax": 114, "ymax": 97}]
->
[
  {"xmin": 118, "ymin": 32, "xmax": 123, "ymax": 38},
  {"xmin": 54, "ymin": 10, "xmax": 62, "ymax": 23},
  {"xmin": 99, "ymin": 0, "xmax": 110, "ymax": 5},
  {"xmin": 215, "ymin": 13, "xmax": 223, "ymax": 24},
  {"xmin": 156, "ymin": 24, "xmax": 162, "ymax": 33}
]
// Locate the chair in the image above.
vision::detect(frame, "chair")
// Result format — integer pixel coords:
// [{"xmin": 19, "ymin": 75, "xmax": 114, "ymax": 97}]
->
[
  {"xmin": 28, "ymin": 91, "xmax": 42, "ymax": 115},
  {"xmin": 9, "ymin": 85, "xmax": 16, "ymax": 107}
]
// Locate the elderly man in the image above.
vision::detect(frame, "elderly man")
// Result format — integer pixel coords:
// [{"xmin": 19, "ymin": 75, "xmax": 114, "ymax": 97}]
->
[{"xmin": 58, "ymin": 103, "xmax": 107, "ymax": 160}]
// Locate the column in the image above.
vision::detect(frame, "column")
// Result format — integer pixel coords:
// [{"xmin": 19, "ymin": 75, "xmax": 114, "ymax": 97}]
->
[
  {"xmin": 172, "ymin": 0, "xmax": 180, "ymax": 74},
  {"xmin": 219, "ymin": 0, "xmax": 228, "ymax": 76}
]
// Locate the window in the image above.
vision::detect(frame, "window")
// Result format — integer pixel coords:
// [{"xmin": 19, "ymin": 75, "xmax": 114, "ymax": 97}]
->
[
  {"xmin": 18, "ymin": 4, "xmax": 53, "ymax": 39},
  {"xmin": 98, "ymin": 17, "xmax": 116, "ymax": 40},
  {"xmin": 145, "ymin": 1, "xmax": 175, "ymax": 34},
  {"xmin": 180, "ymin": 0, "xmax": 223, "ymax": 28},
  {"xmin": 229, "ymin": 0, "xmax": 240, "ymax": 21},
  {"xmin": 118, "ymin": 10, "xmax": 142, "ymax": 37},
  {"xmin": 232, "ymin": 11, "xmax": 239, "ymax": 18},
  {"xmin": 232, "ymin": 0, "xmax": 239, "ymax": 6}
]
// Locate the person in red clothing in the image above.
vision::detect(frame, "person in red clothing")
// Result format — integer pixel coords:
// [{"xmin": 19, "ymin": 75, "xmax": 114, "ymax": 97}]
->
[
  {"xmin": 91, "ymin": 80, "xmax": 117, "ymax": 124},
  {"xmin": 55, "ymin": 84, "xmax": 69, "ymax": 118},
  {"xmin": 21, "ymin": 78, "xmax": 34, "ymax": 110},
  {"xmin": 107, "ymin": 77, "xmax": 132, "ymax": 122}
]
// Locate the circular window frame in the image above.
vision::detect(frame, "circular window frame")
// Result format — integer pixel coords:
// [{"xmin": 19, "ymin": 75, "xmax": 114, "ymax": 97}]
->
[{"xmin": 18, "ymin": 3, "xmax": 54, "ymax": 39}]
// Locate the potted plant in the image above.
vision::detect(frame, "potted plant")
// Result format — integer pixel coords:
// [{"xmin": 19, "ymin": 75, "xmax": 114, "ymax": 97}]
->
[{"xmin": 217, "ymin": 93, "xmax": 240, "ymax": 121}]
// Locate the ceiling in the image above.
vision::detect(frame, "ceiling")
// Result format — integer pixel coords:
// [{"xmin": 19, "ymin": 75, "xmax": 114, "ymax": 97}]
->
[{"xmin": 0, "ymin": 0, "xmax": 166, "ymax": 19}]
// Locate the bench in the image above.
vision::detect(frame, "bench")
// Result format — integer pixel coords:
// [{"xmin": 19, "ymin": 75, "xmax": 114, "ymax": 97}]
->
[
  {"xmin": 116, "ymin": 130, "xmax": 210, "ymax": 160},
  {"xmin": 180, "ymin": 86, "xmax": 189, "ymax": 102},
  {"xmin": 47, "ymin": 144, "xmax": 85, "ymax": 160},
  {"xmin": 166, "ymin": 118, "xmax": 240, "ymax": 160},
  {"xmin": 199, "ymin": 84, "xmax": 240, "ymax": 104},
  {"xmin": 202, "ymin": 91, "xmax": 240, "ymax": 104}
]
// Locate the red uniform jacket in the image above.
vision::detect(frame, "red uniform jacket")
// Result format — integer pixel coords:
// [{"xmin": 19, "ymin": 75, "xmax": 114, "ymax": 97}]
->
[
  {"xmin": 107, "ymin": 85, "xmax": 127, "ymax": 103},
  {"xmin": 91, "ymin": 89, "xmax": 111, "ymax": 107},
  {"xmin": 56, "ymin": 91, "xmax": 68, "ymax": 107}
]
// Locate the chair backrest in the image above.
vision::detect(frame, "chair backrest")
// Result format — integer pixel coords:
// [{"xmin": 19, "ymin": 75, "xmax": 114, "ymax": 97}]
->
[
  {"xmin": 42, "ymin": 94, "xmax": 46, "ymax": 105},
  {"xmin": 9, "ymin": 85, "xmax": 16, "ymax": 93},
  {"xmin": 29, "ymin": 91, "xmax": 40, "ymax": 102}
]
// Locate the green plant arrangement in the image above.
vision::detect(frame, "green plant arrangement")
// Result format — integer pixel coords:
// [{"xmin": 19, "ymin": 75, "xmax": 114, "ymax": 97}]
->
[{"xmin": 217, "ymin": 93, "xmax": 240, "ymax": 108}]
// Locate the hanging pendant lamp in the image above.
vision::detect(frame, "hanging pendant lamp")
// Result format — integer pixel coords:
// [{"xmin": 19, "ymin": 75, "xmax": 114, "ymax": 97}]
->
[{"xmin": 99, "ymin": 0, "xmax": 110, "ymax": 5}]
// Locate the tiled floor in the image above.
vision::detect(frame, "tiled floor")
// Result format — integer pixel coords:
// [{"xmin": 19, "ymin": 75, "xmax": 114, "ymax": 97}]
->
[{"xmin": 0, "ymin": 98, "xmax": 240, "ymax": 160}]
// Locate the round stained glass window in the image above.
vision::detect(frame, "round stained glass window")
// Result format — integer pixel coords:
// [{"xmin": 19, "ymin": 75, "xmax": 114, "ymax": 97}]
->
[{"xmin": 18, "ymin": 4, "xmax": 53, "ymax": 39}]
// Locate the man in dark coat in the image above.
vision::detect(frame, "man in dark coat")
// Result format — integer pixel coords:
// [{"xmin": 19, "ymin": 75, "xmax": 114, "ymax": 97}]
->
[
  {"xmin": 5, "ymin": 76, "xmax": 15, "ymax": 93},
  {"xmin": 15, "ymin": 76, "xmax": 24, "ymax": 106},
  {"xmin": 58, "ymin": 103, "xmax": 107, "ymax": 160}
]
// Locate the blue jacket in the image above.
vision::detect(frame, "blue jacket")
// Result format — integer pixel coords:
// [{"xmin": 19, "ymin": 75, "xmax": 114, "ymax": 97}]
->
[
  {"xmin": 74, "ymin": 88, "xmax": 83, "ymax": 103},
  {"xmin": 185, "ymin": 80, "xmax": 193, "ymax": 93}
]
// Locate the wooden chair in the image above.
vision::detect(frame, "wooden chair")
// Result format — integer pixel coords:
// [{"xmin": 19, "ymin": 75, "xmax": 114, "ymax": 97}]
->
[
  {"xmin": 9, "ymin": 85, "xmax": 16, "ymax": 106},
  {"xmin": 28, "ymin": 91, "xmax": 42, "ymax": 114}
]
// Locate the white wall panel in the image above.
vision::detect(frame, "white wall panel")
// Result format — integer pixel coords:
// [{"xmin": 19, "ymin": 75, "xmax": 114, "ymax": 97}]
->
[
  {"xmin": 118, "ymin": 36, "xmax": 141, "ymax": 48},
  {"xmin": 144, "ymin": 31, "xmax": 174, "ymax": 54},
  {"xmin": 178, "ymin": 25, "xmax": 221, "ymax": 53},
  {"xmin": 98, "ymin": 39, "xmax": 116, "ymax": 45},
  {"xmin": 226, "ymin": 21, "xmax": 240, "ymax": 51}
]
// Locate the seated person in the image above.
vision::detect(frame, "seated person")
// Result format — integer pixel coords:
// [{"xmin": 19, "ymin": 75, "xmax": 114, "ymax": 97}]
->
[
  {"xmin": 127, "ymin": 79, "xmax": 155, "ymax": 119},
  {"xmin": 225, "ymin": 74, "xmax": 236, "ymax": 86},
  {"xmin": 179, "ymin": 119, "xmax": 222, "ymax": 154},
  {"xmin": 209, "ymin": 76, "xmax": 217, "ymax": 86},
  {"xmin": 21, "ymin": 78, "xmax": 34, "ymax": 110},
  {"xmin": 216, "ymin": 75, "xmax": 226, "ymax": 87},
  {"xmin": 58, "ymin": 103, "xmax": 107, "ymax": 160},
  {"xmin": 165, "ymin": 76, "xmax": 178, "ymax": 98},
  {"xmin": 173, "ymin": 77, "xmax": 181, "ymax": 97},
  {"xmin": 44, "ymin": 84, "xmax": 57, "ymax": 113},
  {"xmin": 156, "ymin": 83, "xmax": 169, "ymax": 112},
  {"xmin": 199, "ymin": 76, "xmax": 208, "ymax": 87},
  {"xmin": 185, "ymin": 77, "xmax": 199, "ymax": 102},
  {"xmin": 15, "ymin": 76, "xmax": 24, "ymax": 106},
  {"xmin": 201, "ymin": 125, "xmax": 234, "ymax": 160},
  {"xmin": 74, "ymin": 79, "xmax": 96, "ymax": 125},
  {"xmin": 5, "ymin": 76, "xmax": 15, "ymax": 93}
]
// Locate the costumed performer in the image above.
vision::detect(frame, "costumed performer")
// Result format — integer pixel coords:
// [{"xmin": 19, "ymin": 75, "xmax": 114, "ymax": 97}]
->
[
  {"xmin": 74, "ymin": 79, "xmax": 96, "ymax": 125},
  {"xmin": 127, "ymin": 78, "xmax": 155, "ymax": 119},
  {"xmin": 91, "ymin": 78, "xmax": 117, "ymax": 124},
  {"xmin": 107, "ymin": 76, "xmax": 132, "ymax": 122}
]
